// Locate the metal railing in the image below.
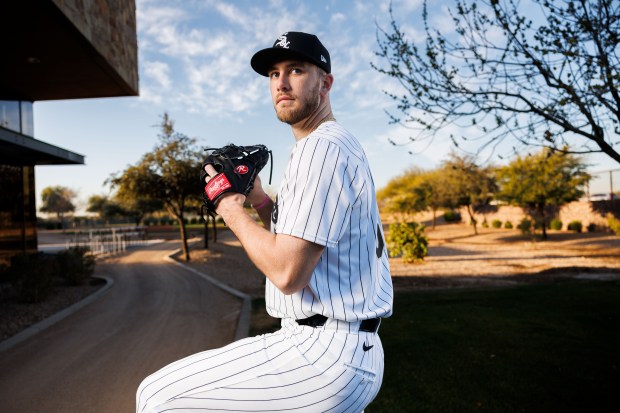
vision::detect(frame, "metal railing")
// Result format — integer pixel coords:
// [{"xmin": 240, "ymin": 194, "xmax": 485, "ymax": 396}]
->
[{"xmin": 66, "ymin": 227, "xmax": 148, "ymax": 256}]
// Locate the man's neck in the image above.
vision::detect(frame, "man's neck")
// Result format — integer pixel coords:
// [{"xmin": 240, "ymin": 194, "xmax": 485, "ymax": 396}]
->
[{"xmin": 291, "ymin": 106, "xmax": 335, "ymax": 141}]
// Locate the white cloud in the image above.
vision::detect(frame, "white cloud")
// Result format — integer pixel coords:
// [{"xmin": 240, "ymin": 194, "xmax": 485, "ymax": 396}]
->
[
  {"xmin": 330, "ymin": 13, "xmax": 347, "ymax": 25},
  {"xmin": 213, "ymin": 2, "xmax": 249, "ymax": 26},
  {"xmin": 143, "ymin": 60, "xmax": 171, "ymax": 89}
]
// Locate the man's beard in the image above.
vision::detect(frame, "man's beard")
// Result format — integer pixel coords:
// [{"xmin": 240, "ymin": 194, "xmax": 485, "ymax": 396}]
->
[{"xmin": 275, "ymin": 80, "xmax": 321, "ymax": 125}]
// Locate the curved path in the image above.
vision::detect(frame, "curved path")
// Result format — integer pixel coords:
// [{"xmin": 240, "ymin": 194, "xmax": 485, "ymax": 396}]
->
[{"xmin": 0, "ymin": 241, "xmax": 243, "ymax": 413}]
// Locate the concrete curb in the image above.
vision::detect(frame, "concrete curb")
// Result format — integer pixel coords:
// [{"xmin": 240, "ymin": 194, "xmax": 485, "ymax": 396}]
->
[
  {"xmin": 0, "ymin": 275, "xmax": 114, "ymax": 353},
  {"xmin": 165, "ymin": 246, "xmax": 252, "ymax": 341}
]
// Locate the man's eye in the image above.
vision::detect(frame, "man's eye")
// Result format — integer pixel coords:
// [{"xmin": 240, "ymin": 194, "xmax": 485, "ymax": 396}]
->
[
  {"xmin": 269, "ymin": 72, "xmax": 280, "ymax": 79},
  {"xmin": 290, "ymin": 68, "xmax": 302, "ymax": 74}
]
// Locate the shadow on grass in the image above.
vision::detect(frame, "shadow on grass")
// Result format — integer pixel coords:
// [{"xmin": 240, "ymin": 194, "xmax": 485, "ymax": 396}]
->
[{"xmin": 367, "ymin": 279, "xmax": 620, "ymax": 413}]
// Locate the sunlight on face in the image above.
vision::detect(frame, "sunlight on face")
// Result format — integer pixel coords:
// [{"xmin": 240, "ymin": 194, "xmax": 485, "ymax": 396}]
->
[{"xmin": 269, "ymin": 61, "xmax": 323, "ymax": 125}]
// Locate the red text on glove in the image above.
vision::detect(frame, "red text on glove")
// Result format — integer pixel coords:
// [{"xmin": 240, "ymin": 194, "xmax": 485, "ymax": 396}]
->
[
  {"xmin": 205, "ymin": 174, "xmax": 232, "ymax": 200},
  {"xmin": 235, "ymin": 165, "xmax": 249, "ymax": 174}
]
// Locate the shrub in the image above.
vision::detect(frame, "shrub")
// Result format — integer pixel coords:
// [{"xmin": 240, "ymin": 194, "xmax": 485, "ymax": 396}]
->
[
  {"xmin": 587, "ymin": 223, "xmax": 597, "ymax": 232},
  {"xmin": 491, "ymin": 219, "xmax": 502, "ymax": 229},
  {"xmin": 517, "ymin": 218, "xmax": 532, "ymax": 234},
  {"xmin": 481, "ymin": 219, "xmax": 489, "ymax": 228},
  {"xmin": 443, "ymin": 210, "xmax": 462, "ymax": 222},
  {"xmin": 504, "ymin": 221, "xmax": 513, "ymax": 229},
  {"xmin": 549, "ymin": 219, "xmax": 563, "ymax": 231},
  {"xmin": 387, "ymin": 222, "xmax": 429, "ymax": 263},
  {"xmin": 7, "ymin": 253, "xmax": 55, "ymax": 303},
  {"xmin": 607, "ymin": 213, "xmax": 620, "ymax": 235},
  {"xmin": 567, "ymin": 220, "xmax": 582, "ymax": 233},
  {"xmin": 56, "ymin": 247, "xmax": 96, "ymax": 286}
]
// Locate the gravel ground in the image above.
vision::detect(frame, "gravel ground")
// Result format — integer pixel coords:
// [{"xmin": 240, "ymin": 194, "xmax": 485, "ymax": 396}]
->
[
  {"xmin": 3, "ymin": 224, "xmax": 619, "ymax": 343},
  {"xmin": 0, "ymin": 278, "xmax": 103, "ymax": 342},
  {"xmin": 389, "ymin": 224, "xmax": 620, "ymax": 290},
  {"xmin": 184, "ymin": 224, "xmax": 620, "ymax": 294}
]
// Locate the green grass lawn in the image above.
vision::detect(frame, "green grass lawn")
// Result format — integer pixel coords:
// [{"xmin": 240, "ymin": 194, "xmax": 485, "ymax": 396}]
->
[
  {"xmin": 251, "ymin": 280, "xmax": 620, "ymax": 412},
  {"xmin": 368, "ymin": 280, "xmax": 620, "ymax": 413}
]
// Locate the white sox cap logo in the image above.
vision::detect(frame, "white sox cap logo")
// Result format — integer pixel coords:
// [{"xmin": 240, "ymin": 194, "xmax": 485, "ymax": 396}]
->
[{"xmin": 274, "ymin": 34, "xmax": 290, "ymax": 49}]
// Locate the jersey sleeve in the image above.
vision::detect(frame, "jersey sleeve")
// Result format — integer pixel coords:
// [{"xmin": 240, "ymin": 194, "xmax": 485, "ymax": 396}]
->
[{"xmin": 275, "ymin": 136, "xmax": 362, "ymax": 248}]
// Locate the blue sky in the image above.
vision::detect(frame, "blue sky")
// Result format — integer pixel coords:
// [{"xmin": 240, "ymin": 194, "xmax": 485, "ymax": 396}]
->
[{"xmin": 33, "ymin": 0, "xmax": 618, "ymax": 212}]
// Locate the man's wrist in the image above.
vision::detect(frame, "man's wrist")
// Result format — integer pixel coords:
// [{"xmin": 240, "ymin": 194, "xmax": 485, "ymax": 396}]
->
[
  {"xmin": 215, "ymin": 193, "xmax": 246, "ymax": 216},
  {"xmin": 252, "ymin": 194, "xmax": 272, "ymax": 210}
]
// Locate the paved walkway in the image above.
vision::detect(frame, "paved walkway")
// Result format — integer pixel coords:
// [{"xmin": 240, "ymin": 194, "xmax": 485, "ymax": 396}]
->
[{"xmin": 0, "ymin": 240, "xmax": 244, "ymax": 413}]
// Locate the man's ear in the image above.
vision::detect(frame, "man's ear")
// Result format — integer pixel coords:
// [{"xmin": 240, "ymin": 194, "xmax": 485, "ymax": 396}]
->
[{"xmin": 321, "ymin": 73, "xmax": 334, "ymax": 95}]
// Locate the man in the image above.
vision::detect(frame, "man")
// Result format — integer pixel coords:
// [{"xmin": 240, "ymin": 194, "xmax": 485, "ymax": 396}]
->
[{"xmin": 136, "ymin": 31, "xmax": 393, "ymax": 413}]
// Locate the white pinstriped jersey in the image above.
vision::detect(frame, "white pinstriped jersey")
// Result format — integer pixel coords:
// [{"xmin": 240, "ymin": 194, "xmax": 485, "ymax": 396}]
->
[
  {"xmin": 267, "ymin": 121, "xmax": 393, "ymax": 322},
  {"xmin": 136, "ymin": 121, "xmax": 391, "ymax": 413}
]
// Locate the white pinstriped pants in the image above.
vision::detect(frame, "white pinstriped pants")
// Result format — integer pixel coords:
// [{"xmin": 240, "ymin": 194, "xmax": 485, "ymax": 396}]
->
[{"xmin": 136, "ymin": 318, "xmax": 384, "ymax": 412}]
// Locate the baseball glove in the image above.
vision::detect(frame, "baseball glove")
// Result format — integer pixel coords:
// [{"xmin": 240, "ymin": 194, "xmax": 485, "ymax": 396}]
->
[{"xmin": 200, "ymin": 144, "xmax": 272, "ymax": 216}]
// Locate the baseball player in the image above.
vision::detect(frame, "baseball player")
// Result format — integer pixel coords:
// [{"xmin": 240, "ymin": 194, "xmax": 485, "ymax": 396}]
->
[{"xmin": 136, "ymin": 31, "xmax": 393, "ymax": 413}]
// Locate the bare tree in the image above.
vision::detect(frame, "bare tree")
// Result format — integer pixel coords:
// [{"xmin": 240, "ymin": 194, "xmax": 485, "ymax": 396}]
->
[{"xmin": 374, "ymin": 0, "xmax": 620, "ymax": 164}]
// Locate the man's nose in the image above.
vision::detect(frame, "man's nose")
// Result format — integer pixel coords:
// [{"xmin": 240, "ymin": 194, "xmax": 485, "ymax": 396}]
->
[{"xmin": 276, "ymin": 74, "xmax": 290, "ymax": 91}]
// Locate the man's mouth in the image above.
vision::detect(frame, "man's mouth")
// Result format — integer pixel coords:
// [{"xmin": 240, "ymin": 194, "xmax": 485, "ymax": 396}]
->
[{"xmin": 277, "ymin": 95, "xmax": 293, "ymax": 104}]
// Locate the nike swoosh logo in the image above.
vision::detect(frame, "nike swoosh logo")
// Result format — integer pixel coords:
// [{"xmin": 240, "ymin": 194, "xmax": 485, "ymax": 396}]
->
[{"xmin": 363, "ymin": 342, "xmax": 374, "ymax": 352}]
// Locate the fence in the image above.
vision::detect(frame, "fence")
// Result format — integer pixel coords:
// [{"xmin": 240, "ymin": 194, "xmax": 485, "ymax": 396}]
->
[
  {"xmin": 66, "ymin": 226, "xmax": 148, "ymax": 256},
  {"xmin": 587, "ymin": 168, "xmax": 619, "ymax": 203}
]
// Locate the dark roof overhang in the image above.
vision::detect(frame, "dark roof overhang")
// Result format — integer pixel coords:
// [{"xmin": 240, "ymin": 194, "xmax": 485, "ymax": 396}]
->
[
  {"xmin": 0, "ymin": 0, "xmax": 139, "ymax": 101},
  {"xmin": 0, "ymin": 127, "xmax": 84, "ymax": 166}
]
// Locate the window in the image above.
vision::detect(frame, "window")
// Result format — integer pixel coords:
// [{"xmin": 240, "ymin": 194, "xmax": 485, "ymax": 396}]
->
[
  {"xmin": 20, "ymin": 101, "xmax": 34, "ymax": 137},
  {"xmin": 0, "ymin": 100, "xmax": 20, "ymax": 132},
  {"xmin": 0, "ymin": 100, "xmax": 34, "ymax": 136}
]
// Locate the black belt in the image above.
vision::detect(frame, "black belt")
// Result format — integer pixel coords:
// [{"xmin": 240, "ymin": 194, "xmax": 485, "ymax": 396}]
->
[{"xmin": 295, "ymin": 314, "xmax": 381, "ymax": 333}]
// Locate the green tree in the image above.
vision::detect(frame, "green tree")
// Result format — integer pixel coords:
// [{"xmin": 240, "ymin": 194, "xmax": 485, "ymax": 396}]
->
[
  {"xmin": 108, "ymin": 175, "xmax": 164, "ymax": 226},
  {"xmin": 496, "ymin": 148, "xmax": 591, "ymax": 239},
  {"xmin": 374, "ymin": 0, "xmax": 620, "ymax": 165},
  {"xmin": 420, "ymin": 170, "xmax": 454, "ymax": 229},
  {"xmin": 40, "ymin": 186, "xmax": 76, "ymax": 228},
  {"xmin": 86, "ymin": 195, "xmax": 125, "ymax": 224},
  {"xmin": 378, "ymin": 168, "xmax": 428, "ymax": 216},
  {"xmin": 439, "ymin": 154, "xmax": 497, "ymax": 234},
  {"xmin": 108, "ymin": 113, "xmax": 203, "ymax": 260},
  {"xmin": 378, "ymin": 168, "xmax": 451, "ymax": 229}
]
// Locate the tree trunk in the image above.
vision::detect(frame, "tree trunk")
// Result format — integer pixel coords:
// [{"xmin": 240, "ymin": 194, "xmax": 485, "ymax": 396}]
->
[
  {"xmin": 176, "ymin": 215, "xmax": 190, "ymax": 261},
  {"xmin": 212, "ymin": 215, "xmax": 217, "ymax": 243},
  {"xmin": 466, "ymin": 205, "xmax": 478, "ymax": 235},
  {"xmin": 539, "ymin": 205, "xmax": 548, "ymax": 240},
  {"xmin": 431, "ymin": 208, "xmax": 437, "ymax": 230},
  {"xmin": 204, "ymin": 217, "xmax": 209, "ymax": 249}
]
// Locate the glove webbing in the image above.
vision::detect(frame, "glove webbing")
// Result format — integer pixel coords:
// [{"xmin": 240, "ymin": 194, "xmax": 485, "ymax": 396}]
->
[{"xmin": 203, "ymin": 146, "xmax": 273, "ymax": 185}]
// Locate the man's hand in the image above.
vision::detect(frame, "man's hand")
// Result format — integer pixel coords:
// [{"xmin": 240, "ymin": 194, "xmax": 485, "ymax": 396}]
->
[
  {"xmin": 200, "ymin": 144, "xmax": 271, "ymax": 217},
  {"xmin": 203, "ymin": 163, "xmax": 246, "ymax": 212}
]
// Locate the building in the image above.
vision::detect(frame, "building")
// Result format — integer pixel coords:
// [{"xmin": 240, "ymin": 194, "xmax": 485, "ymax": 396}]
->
[{"xmin": 0, "ymin": 0, "xmax": 139, "ymax": 263}]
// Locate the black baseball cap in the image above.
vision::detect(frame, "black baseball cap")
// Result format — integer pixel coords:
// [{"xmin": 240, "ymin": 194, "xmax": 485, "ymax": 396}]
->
[{"xmin": 251, "ymin": 31, "xmax": 331, "ymax": 77}]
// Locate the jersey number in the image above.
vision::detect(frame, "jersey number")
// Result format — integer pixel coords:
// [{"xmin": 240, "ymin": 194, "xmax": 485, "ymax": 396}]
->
[{"xmin": 376, "ymin": 224, "xmax": 384, "ymax": 258}]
